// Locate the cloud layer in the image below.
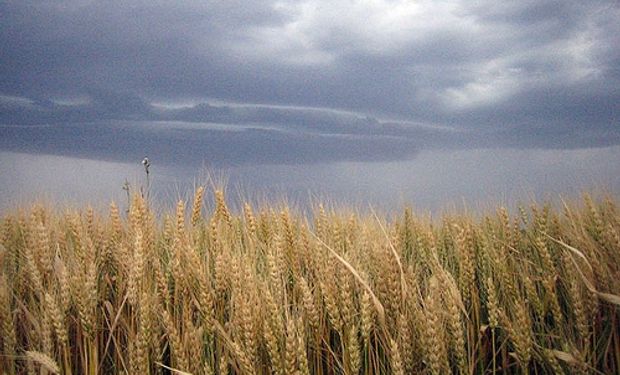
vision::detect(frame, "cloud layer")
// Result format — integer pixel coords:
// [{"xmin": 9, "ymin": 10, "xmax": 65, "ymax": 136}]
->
[{"xmin": 1, "ymin": 0, "xmax": 619, "ymax": 165}]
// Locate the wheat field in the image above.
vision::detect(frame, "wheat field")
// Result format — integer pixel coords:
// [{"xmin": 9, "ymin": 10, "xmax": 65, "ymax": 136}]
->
[{"xmin": 1, "ymin": 189, "xmax": 619, "ymax": 374}]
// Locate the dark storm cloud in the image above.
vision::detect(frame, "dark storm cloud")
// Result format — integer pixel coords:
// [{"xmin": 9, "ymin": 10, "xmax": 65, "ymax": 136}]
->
[
  {"xmin": 0, "ymin": 89, "xmax": 155, "ymax": 124},
  {"xmin": 1, "ymin": 0, "xmax": 619, "ymax": 164},
  {"xmin": 0, "ymin": 121, "xmax": 419, "ymax": 166}
]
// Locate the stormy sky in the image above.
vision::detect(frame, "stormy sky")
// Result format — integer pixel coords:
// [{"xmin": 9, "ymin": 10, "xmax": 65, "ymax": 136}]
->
[{"xmin": 1, "ymin": 0, "xmax": 619, "ymax": 209}]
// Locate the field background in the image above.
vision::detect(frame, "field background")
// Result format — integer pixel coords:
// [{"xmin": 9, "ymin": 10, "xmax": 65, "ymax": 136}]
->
[{"xmin": 1, "ymin": 189, "xmax": 619, "ymax": 374}]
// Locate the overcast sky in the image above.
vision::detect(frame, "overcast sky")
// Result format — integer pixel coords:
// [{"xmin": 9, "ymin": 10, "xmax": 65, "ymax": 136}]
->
[
  {"xmin": 1, "ymin": 0, "xmax": 619, "ymax": 167},
  {"xmin": 1, "ymin": 0, "xmax": 619, "ymax": 211}
]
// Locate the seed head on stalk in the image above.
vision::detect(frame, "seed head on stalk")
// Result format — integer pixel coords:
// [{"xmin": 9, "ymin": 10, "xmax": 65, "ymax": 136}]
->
[{"xmin": 141, "ymin": 157, "xmax": 151, "ymax": 199}]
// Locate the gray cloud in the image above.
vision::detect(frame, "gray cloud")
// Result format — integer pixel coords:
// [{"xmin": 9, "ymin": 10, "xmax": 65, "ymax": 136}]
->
[
  {"xmin": 1, "ymin": 0, "xmax": 619, "ymax": 165},
  {"xmin": 0, "ymin": 120, "xmax": 422, "ymax": 166}
]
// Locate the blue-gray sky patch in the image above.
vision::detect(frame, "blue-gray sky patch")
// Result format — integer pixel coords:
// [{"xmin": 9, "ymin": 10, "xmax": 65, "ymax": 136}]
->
[{"xmin": 1, "ymin": 0, "xmax": 619, "ymax": 166}]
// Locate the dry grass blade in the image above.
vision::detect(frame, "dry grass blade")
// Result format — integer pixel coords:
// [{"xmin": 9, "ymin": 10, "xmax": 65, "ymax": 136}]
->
[
  {"xmin": 550, "ymin": 350, "xmax": 578, "ymax": 365},
  {"xmin": 25, "ymin": 351, "xmax": 61, "ymax": 374},
  {"xmin": 546, "ymin": 233, "xmax": 620, "ymax": 306},
  {"xmin": 155, "ymin": 361, "xmax": 194, "ymax": 375},
  {"xmin": 310, "ymin": 231, "xmax": 387, "ymax": 332},
  {"xmin": 211, "ymin": 319, "xmax": 255, "ymax": 375},
  {"xmin": 98, "ymin": 295, "xmax": 128, "ymax": 373},
  {"xmin": 370, "ymin": 207, "xmax": 408, "ymax": 300},
  {"xmin": 543, "ymin": 233, "xmax": 592, "ymax": 271}
]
